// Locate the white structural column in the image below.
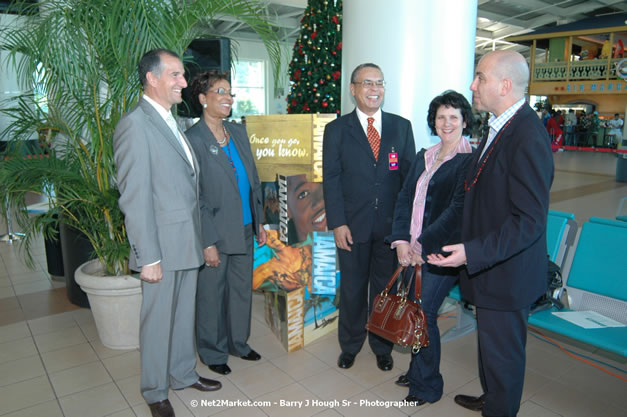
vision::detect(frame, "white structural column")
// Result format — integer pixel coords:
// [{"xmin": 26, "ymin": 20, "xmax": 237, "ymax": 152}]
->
[{"xmin": 342, "ymin": 0, "xmax": 478, "ymax": 149}]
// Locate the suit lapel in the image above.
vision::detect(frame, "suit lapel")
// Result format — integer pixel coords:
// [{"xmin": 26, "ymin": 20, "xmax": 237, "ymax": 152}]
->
[
  {"xmin": 139, "ymin": 99, "xmax": 193, "ymax": 168},
  {"xmin": 198, "ymin": 119, "xmax": 238, "ymax": 189}
]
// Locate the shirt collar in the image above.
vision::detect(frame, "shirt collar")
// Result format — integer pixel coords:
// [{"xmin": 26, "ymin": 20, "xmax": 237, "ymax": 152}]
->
[
  {"xmin": 356, "ymin": 107, "xmax": 382, "ymax": 125},
  {"xmin": 142, "ymin": 94, "xmax": 174, "ymax": 122},
  {"xmin": 488, "ymin": 98, "xmax": 525, "ymax": 133}
]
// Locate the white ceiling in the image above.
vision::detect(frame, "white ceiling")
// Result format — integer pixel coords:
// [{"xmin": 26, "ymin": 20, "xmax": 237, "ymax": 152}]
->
[{"xmin": 209, "ymin": 0, "xmax": 627, "ymax": 61}]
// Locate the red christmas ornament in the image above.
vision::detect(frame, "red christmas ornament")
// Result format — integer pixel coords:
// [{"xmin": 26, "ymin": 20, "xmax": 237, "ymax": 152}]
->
[
  {"xmin": 322, "ymin": 101, "xmax": 329, "ymax": 108},
  {"xmin": 311, "ymin": 31, "xmax": 318, "ymax": 40},
  {"xmin": 291, "ymin": 99, "xmax": 297, "ymax": 106},
  {"xmin": 332, "ymin": 51, "xmax": 337, "ymax": 55},
  {"xmin": 336, "ymin": 42, "xmax": 342, "ymax": 50},
  {"xmin": 332, "ymin": 71, "xmax": 341, "ymax": 80},
  {"xmin": 331, "ymin": 16, "xmax": 339, "ymax": 24},
  {"xmin": 293, "ymin": 69, "xmax": 301, "ymax": 81}
]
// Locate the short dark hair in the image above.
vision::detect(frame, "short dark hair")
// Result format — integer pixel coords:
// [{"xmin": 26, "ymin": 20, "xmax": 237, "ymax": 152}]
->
[
  {"xmin": 427, "ymin": 90, "xmax": 474, "ymax": 136},
  {"xmin": 189, "ymin": 70, "xmax": 230, "ymax": 108},
  {"xmin": 350, "ymin": 63, "xmax": 383, "ymax": 83},
  {"xmin": 137, "ymin": 49, "xmax": 180, "ymax": 87}
]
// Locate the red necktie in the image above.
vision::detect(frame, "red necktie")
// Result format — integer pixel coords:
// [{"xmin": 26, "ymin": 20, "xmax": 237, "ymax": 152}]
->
[{"xmin": 367, "ymin": 117, "xmax": 380, "ymax": 161}]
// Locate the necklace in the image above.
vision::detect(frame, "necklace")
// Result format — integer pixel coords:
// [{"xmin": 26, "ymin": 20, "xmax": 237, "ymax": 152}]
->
[
  {"xmin": 464, "ymin": 106, "xmax": 523, "ymax": 192},
  {"xmin": 214, "ymin": 124, "xmax": 228, "ymax": 145}
]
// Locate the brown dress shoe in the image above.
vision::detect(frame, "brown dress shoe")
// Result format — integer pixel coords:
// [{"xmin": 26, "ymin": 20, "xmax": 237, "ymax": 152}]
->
[
  {"xmin": 454, "ymin": 394, "xmax": 485, "ymax": 411},
  {"xmin": 148, "ymin": 399, "xmax": 175, "ymax": 417},
  {"xmin": 189, "ymin": 376, "xmax": 222, "ymax": 392}
]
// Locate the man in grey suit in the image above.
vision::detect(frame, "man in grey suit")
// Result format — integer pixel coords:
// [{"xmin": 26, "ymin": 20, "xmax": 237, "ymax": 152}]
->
[{"xmin": 114, "ymin": 49, "xmax": 221, "ymax": 417}]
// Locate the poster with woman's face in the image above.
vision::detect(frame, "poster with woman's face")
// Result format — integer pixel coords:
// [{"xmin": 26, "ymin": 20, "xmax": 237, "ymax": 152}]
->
[{"xmin": 262, "ymin": 173, "xmax": 328, "ymax": 245}]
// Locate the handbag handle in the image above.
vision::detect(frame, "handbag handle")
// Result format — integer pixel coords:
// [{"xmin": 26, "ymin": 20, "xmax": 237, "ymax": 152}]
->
[{"xmin": 380, "ymin": 265, "xmax": 423, "ymax": 301}]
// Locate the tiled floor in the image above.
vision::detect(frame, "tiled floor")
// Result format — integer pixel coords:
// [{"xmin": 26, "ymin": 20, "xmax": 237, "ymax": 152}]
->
[{"xmin": 0, "ymin": 150, "xmax": 626, "ymax": 417}]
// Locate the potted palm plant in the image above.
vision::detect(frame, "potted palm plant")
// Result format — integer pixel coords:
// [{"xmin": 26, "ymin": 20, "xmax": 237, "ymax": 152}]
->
[{"xmin": 0, "ymin": 0, "xmax": 282, "ymax": 349}]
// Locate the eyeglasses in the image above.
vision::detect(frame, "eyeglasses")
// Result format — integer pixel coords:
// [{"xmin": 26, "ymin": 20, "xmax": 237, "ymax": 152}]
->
[
  {"xmin": 352, "ymin": 80, "xmax": 385, "ymax": 88},
  {"xmin": 209, "ymin": 87, "xmax": 236, "ymax": 98}
]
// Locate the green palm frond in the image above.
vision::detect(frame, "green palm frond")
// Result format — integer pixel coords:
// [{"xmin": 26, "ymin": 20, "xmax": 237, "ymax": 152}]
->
[{"xmin": 0, "ymin": 0, "xmax": 282, "ymax": 275}]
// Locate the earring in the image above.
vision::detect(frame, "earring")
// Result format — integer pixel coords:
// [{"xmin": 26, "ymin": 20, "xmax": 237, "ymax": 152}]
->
[{"xmin": 202, "ymin": 103, "xmax": 207, "ymax": 108}]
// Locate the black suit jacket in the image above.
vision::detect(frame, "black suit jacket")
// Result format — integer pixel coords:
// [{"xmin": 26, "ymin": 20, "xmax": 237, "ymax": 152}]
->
[
  {"xmin": 460, "ymin": 103, "xmax": 554, "ymax": 311},
  {"xmin": 386, "ymin": 147, "xmax": 473, "ymax": 256},
  {"xmin": 322, "ymin": 109, "xmax": 415, "ymax": 242}
]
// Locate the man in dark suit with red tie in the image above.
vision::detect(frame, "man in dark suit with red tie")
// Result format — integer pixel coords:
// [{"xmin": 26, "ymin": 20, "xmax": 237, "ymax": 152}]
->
[
  {"xmin": 323, "ymin": 63, "xmax": 415, "ymax": 371},
  {"xmin": 428, "ymin": 50, "xmax": 554, "ymax": 417}
]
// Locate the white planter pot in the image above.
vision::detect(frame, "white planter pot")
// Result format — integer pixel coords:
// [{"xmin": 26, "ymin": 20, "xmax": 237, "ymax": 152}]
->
[{"xmin": 75, "ymin": 260, "xmax": 142, "ymax": 350}]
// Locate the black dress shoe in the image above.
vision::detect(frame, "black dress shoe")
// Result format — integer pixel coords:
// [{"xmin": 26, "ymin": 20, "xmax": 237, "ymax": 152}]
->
[
  {"xmin": 189, "ymin": 376, "xmax": 222, "ymax": 392},
  {"xmin": 376, "ymin": 354, "xmax": 393, "ymax": 371},
  {"xmin": 148, "ymin": 399, "xmax": 175, "ymax": 417},
  {"xmin": 404, "ymin": 394, "xmax": 427, "ymax": 406},
  {"xmin": 395, "ymin": 374, "xmax": 410, "ymax": 387},
  {"xmin": 208, "ymin": 364, "xmax": 231, "ymax": 375},
  {"xmin": 241, "ymin": 349, "xmax": 261, "ymax": 361},
  {"xmin": 337, "ymin": 352, "xmax": 355, "ymax": 369},
  {"xmin": 454, "ymin": 394, "xmax": 485, "ymax": 411}
]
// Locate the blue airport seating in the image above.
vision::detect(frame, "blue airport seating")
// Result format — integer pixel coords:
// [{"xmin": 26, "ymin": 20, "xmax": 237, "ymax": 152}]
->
[{"xmin": 528, "ymin": 217, "xmax": 627, "ymax": 357}]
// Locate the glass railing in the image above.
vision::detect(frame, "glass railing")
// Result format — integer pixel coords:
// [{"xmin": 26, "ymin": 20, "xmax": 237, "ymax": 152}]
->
[{"xmin": 533, "ymin": 58, "xmax": 624, "ymax": 81}]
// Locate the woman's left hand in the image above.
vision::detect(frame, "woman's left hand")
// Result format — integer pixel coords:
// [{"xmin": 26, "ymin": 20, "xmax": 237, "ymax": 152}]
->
[{"xmin": 257, "ymin": 224, "xmax": 267, "ymax": 246}]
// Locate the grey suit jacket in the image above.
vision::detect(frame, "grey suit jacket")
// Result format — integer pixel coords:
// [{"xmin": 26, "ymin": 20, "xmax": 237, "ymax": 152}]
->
[
  {"xmin": 114, "ymin": 98, "xmax": 204, "ymax": 271},
  {"xmin": 185, "ymin": 118, "xmax": 264, "ymax": 254}
]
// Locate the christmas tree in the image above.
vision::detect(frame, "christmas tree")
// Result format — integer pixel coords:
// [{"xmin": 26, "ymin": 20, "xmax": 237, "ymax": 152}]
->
[{"xmin": 286, "ymin": 0, "xmax": 342, "ymax": 114}]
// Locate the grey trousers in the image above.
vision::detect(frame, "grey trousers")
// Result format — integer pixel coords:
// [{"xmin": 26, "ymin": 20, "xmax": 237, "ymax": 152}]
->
[
  {"xmin": 196, "ymin": 224, "xmax": 254, "ymax": 365},
  {"xmin": 140, "ymin": 268, "xmax": 199, "ymax": 404}
]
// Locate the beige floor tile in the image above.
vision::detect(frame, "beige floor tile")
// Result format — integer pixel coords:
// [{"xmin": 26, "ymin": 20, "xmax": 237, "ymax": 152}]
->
[
  {"xmin": 559, "ymin": 360, "xmax": 627, "ymax": 409},
  {"xmin": 269, "ymin": 348, "xmax": 329, "ymax": 381},
  {"xmin": 17, "ymin": 287, "xmax": 79, "ymax": 321},
  {"xmin": 27, "ymin": 310, "xmax": 79, "ymax": 336},
  {"xmin": 211, "ymin": 405, "xmax": 268, "ymax": 416},
  {"xmin": 0, "ymin": 321, "xmax": 30, "ymax": 344},
  {"xmin": 0, "ymin": 336, "xmax": 37, "ymax": 364},
  {"xmin": 0, "ymin": 375, "xmax": 56, "ymax": 415},
  {"xmin": 0, "ymin": 308, "xmax": 26, "ymax": 327},
  {"xmin": 174, "ymin": 377, "xmax": 248, "ymax": 416},
  {"xmin": 299, "ymin": 367, "xmax": 366, "ymax": 402},
  {"xmin": 0, "ymin": 399, "xmax": 64, "ymax": 417},
  {"xmin": 0, "ymin": 295, "xmax": 20, "ymax": 313},
  {"xmin": 58, "ymin": 382, "xmax": 128, "ymax": 417},
  {"xmin": 101, "ymin": 350, "xmax": 141, "ymax": 381},
  {"xmin": 336, "ymin": 390, "xmax": 407, "ymax": 417},
  {"xmin": 246, "ymin": 332, "xmax": 292, "ymax": 361},
  {"xmin": 0, "ymin": 276, "xmax": 11, "ymax": 288},
  {"xmin": 78, "ymin": 321, "xmax": 99, "ymax": 341},
  {"xmin": 89, "ymin": 337, "xmax": 134, "ymax": 360},
  {"xmin": 105, "ymin": 409, "xmax": 137, "ymax": 417},
  {"xmin": 517, "ymin": 400, "xmax": 562, "ymax": 417},
  {"xmin": 302, "ymin": 334, "xmax": 341, "ymax": 368},
  {"xmin": 8, "ymin": 270, "xmax": 50, "ymax": 285},
  {"xmin": 115, "ymin": 374, "xmax": 144, "ymax": 407},
  {"xmin": 528, "ymin": 378, "xmax": 616, "ymax": 417},
  {"xmin": 257, "ymin": 382, "xmax": 326, "ymax": 417},
  {"xmin": 440, "ymin": 357, "xmax": 478, "ymax": 395},
  {"xmin": 40, "ymin": 342, "xmax": 99, "ymax": 374},
  {"xmin": 50, "ymin": 361, "xmax": 113, "ymax": 397},
  {"xmin": 311, "ymin": 410, "xmax": 343, "ymax": 417},
  {"xmin": 0, "ymin": 285, "xmax": 16, "ymax": 299},
  {"xmin": 520, "ymin": 368, "xmax": 554, "ymax": 402},
  {"xmin": 33, "ymin": 325, "xmax": 87, "ymax": 353},
  {"xmin": 0, "ymin": 356, "xmax": 46, "ymax": 387},
  {"xmin": 72, "ymin": 307, "xmax": 97, "ymax": 325},
  {"xmin": 227, "ymin": 361, "xmax": 294, "ymax": 399}
]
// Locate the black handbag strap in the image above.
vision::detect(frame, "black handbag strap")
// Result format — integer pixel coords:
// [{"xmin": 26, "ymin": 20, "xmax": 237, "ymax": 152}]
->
[{"xmin": 381, "ymin": 265, "xmax": 423, "ymax": 301}]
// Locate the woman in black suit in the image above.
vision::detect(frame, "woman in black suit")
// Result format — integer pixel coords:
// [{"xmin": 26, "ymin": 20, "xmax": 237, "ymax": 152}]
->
[
  {"xmin": 185, "ymin": 71, "xmax": 266, "ymax": 376},
  {"xmin": 386, "ymin": 90, "xmax": 474, "ymax": 405}
]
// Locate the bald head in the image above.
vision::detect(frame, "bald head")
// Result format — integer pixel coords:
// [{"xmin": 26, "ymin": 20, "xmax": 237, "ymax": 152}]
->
[
  {"xmin": 470, "ymin": 50, "xmax": 529, "ymax": 116},
  {"xmin": 489, "ymin": 50, "xmax": 529, "ymax": 97}
]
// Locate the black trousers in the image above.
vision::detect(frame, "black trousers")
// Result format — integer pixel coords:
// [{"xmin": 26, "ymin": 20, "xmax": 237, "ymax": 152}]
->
[
  {"xmin": 476, "ymin": 306, "xmax": 530, "ymax": 417},
  {"xmin": 337, "ymin": 235, "xmax": 396, "ymax": 356}
]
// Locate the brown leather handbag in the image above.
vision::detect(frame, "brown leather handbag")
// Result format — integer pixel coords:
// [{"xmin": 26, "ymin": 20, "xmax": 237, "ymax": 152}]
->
[{"xmin": 365, "ymin": 265, "xmax": 429, "ymax": 353}]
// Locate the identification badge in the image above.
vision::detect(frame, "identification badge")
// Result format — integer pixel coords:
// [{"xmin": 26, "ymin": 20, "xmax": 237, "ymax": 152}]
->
[
  {"xmin": 209, "ymin": 145, "xmax": 219, "ymax": 155},
  {"xmin": 388, "ymin": 151, "xmax": 398, "ymax": 170}
]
